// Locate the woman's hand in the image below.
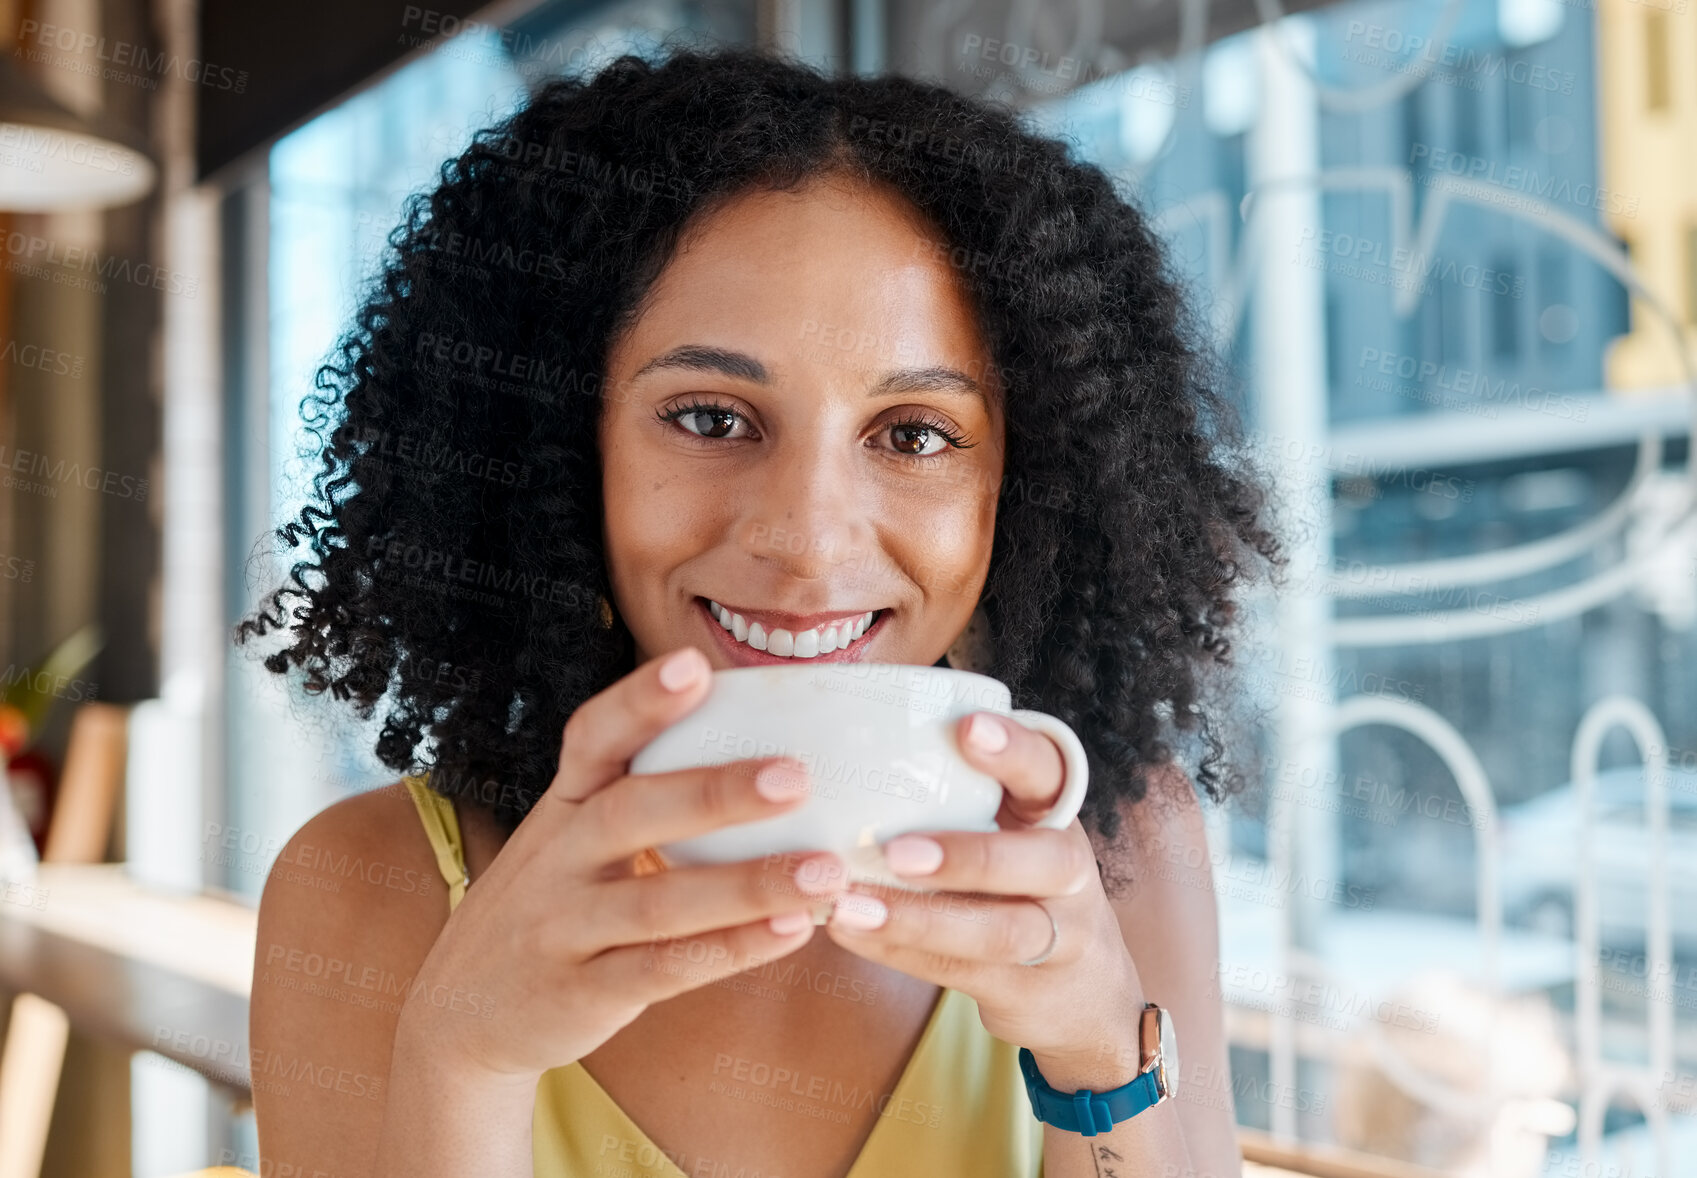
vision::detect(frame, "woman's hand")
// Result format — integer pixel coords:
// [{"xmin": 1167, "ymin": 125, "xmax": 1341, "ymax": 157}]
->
[
  {"xmin": 390, "ymin": 645, "xmax": 852, "ymax": 1085},
  {"xmin": 821, "ymin": 712, "xmax": 1147, "ymax": 1085}
]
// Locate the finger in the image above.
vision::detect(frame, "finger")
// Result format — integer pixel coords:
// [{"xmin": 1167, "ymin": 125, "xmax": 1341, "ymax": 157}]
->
[
  {"xmin": 589, "ymin": 910, "xmax": 822, "ymax": 1005},
  {"xmin": 955, "ymin": 713, "xmax": 1066, "ymax": 825},
  {"xmin": 585, "ymin": 851, "xmax": 849, "ymax": 952},
  {"xmin": 578, "ymin": 757, "xmax": 812, "ymax": 866},
  {"xmin": 828, "ymin": 887, "xmax": 1061, "ymax": 968},
  {"xmin": 876, "ymin": 825, "xmax": 1094, "ymax": 897},
  {"xmin": 545, "ymin": 646, "xmax": 714, "ymax": 805}
]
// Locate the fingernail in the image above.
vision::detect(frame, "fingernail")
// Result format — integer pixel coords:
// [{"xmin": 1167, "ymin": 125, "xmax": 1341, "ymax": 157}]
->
[
  {"xmin": 659, "ymin": 648, "xmax": 705, "ymax": 692},
  {"xmin": 883, "ymin": 835, "xmax": 943, "ymax": 876},
  {"xmin": 830, "ymin": 893, "xmax": 888, "ymax": 930},
  {"xmin": 756, "ymin": 760, "xmax": 810, "ymax": 801},
  {"xmin": 966, "ymin": 713, "xmax": 1008, "ymax": 754},
  {"xmin": 768, "ymin": 910, "xmax": 812, "ymax": 935}
]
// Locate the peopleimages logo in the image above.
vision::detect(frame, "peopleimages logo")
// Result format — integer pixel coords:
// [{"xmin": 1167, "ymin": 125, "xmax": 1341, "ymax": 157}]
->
[
  {"xmin": 364, "ymin": 535, "xmax": 590, "ymax": 609},
  {"xmin": 418, "ymin": 228, "xmax": 575, "ymax": 281},
  {"xmin": 1294, "ymin": 227, "xmax": 1525, "ymax": 299},
  {"xmin": 1357, "ymin": 348, "xmax": 1590, "ymax": 423},
  {"xmin": 354, "ymin": 426, "xmax": 532, "ymax": 488},
  {"xmin": 0, "ymin": 444, "xmax": 148, "ymax": 502},
  {"xmin": 0, "ymin": 124, "xmax": 135, "ymax": 175},
  {"xmin": 15, "ymin": 19, "xmax": 249, "ymax": 92},
  {"xmin": 1, "ymin": 663, "xmax": 98, "ymax": 703},
  {"xmin": 0, "ymin": 336, "xmax": 84, "ymax": 378},
  {"xmin": 1341, "ymin": 21, "xmax": 1577, "ymax": 94},
  {"xmin": 956, "ymin": 34, "xmax": 1191, "ymax": 106},
  {"xmin": 1409, "ymin": 145, "xmax": 1640, "ymax": 219},
  {"xmin": 0, "ymin": 230, "xmax": 200, "ymax": 298},
  {"xmin": 1255, "ymin": 430, "xmax": 1473, "ymax": 503}
]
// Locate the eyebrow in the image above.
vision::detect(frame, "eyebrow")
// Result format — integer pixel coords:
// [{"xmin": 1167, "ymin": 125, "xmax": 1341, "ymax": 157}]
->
[
  {"xmin": 632, "ymin": 345, "xmax": 990, "ymax": 410},
  {"xmin": 634, "ymin": 344, "xmax": 768, "ymax": 384}
]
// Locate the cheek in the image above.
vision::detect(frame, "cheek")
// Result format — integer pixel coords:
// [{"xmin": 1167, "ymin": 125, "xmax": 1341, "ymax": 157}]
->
[
  {"xmin": 878, "ymin": 477, "xmax": 996, "ymax": 606},
  {"xmin": 600, "ymin": 428, "xmax": 691, "ymax": 582}
]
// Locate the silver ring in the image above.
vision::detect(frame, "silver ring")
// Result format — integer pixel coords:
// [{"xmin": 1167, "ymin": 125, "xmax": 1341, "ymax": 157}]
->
[{"xmin": 1018, "ymin": 902, "xmax": 1059, "ymax": 966}]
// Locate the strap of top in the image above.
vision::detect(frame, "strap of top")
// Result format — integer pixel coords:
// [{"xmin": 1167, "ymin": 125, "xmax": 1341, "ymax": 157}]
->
[
  {"xmin": 402, "ymin": 773, "xmax": 666, "ymax": 905},
  {"xmin": 402, "ymin": 774, "xmax": 469, "ymax": 912}
]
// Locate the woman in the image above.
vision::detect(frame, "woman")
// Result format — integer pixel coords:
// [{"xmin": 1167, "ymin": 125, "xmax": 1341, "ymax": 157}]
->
[{"xmin": 241, "ymin": 45, "xmax": 1282, "ymax": 1178}]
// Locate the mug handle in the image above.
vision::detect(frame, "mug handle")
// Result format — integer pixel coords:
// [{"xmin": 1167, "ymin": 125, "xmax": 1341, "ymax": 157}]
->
[{"xmin": 1007, "ymin": 709, "xmax": 1090, "ymax": 829}]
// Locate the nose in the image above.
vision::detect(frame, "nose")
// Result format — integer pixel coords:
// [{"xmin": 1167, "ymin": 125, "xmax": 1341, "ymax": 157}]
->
[{"xmin": 738, "ymin": 434, "xmax": 867, "ymax": 582}]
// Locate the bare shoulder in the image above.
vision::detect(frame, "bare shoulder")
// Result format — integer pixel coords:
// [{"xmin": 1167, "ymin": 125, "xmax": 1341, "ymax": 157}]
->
[
  {"xmin": 252, "ymin": 782, "xmax": 452, "ymax": 1174},
  {"xmin": 257, "ymin": 781, "xmax": 451, "ymax": 976}
]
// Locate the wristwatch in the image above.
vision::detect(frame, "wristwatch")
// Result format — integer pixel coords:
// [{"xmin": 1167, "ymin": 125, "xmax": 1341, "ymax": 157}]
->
[{"xmin": 1018, "ymin": 1004, "xmax": 1179, "ymax": 1136}]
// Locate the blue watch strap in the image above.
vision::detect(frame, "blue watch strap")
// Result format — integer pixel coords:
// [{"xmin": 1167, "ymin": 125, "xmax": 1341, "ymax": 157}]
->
[{"xmin": 1018, "ymin": 1047, "xmax": 1162, "ymax": 1136}]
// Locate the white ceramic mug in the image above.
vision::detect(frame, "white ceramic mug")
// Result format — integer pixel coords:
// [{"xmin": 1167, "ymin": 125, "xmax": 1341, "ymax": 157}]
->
[{"xmin": 629, "ymin": 662, "xmax": 1090, "ymax": 892}]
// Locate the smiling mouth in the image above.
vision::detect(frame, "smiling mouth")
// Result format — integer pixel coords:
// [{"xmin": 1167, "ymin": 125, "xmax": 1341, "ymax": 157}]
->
[{"xmin": 698, "ymin": 597, "xmax": 887, "ymax": 659}]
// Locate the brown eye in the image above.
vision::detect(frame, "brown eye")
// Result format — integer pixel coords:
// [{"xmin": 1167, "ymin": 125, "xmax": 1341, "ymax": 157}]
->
[
  {"xmin": 891, "ymin": 423, "xmax": 946, "ymax": 457},
  {"xmin": 883, "ymin": 413, "xmax": 969, "ymax": 458},
  {"xmin": 658, "ymin": 399, "xmax": 749, "ymax": 440},
  {"xmin": 681, "ymin": 409, "xmax": 739, "ymax": 438}
]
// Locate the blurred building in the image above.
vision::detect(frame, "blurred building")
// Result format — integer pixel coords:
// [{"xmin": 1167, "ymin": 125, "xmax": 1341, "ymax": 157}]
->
[
  {"xmin": 1597, "ymin": 0, "xmax": 1697, "ymax": 389},
  {"xmin": 1031, "ymin": 0, "xmax": 1690, "ymax": 926}
]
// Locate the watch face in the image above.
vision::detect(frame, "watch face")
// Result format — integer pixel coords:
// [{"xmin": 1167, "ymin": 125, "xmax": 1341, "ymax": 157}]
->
[
  {"xmin": 1158, "ymin": 1008, "xmax": 1179, "ymax": 1098},
  {"xmin": 1140, "ymin": 1004, "xmax": 1180, "ymax": 1099}
]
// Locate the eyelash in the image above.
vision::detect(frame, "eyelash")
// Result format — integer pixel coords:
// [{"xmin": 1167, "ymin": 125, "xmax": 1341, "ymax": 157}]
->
[{"xmin": 655, "ymin": 397, "xmax": 975, "ymax": 459}]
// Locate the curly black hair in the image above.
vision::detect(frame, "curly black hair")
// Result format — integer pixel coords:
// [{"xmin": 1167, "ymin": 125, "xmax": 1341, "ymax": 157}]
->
[{"xmin": 236, "ymin": 45, "xmax": 1284, "ymax": 867}]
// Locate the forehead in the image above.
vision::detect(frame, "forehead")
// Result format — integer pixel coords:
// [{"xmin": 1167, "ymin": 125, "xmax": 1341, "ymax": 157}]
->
[{"xmin": 609, "ymin": 175, "xmax": 994, "ymax": 378}]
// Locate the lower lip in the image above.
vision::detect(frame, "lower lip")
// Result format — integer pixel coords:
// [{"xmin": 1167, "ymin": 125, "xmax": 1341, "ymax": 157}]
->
[{"xmin": 695, "ymin": 597, "xmax": 885, "ymax": 666}]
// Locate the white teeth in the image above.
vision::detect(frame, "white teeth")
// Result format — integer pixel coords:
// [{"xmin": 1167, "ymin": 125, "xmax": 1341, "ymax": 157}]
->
[{"xmin": 704, "ymin": 600, "xmax": 879, "ymax": 659}]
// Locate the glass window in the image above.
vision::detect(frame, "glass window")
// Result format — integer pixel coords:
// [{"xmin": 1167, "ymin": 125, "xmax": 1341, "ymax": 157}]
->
[
  {"xmin": 1025, "ymin": 0, "xmax": 1685, "ymax": 1167},
  {"xmin": 1491, "ymin": 252, "xmax": 1520, "ymax": 359},
  {"xmin": 1537, "ymin": 243, "xmax": 1572, "ymax": 358}
]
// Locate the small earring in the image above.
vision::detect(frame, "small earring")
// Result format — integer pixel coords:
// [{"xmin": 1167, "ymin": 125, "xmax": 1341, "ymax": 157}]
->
[
  {"xmin": 945, "ymin": 604, "xmax": 994, "ymax": 674},
  {"xmin": 597, "ymin": 593, "xmax": 614, "ymax": 629}
]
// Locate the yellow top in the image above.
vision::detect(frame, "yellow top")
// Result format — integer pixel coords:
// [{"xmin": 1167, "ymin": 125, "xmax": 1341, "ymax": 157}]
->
[{"xmin": 401, "ymin": 774, "xmax": 1046, "ymax": 1177}]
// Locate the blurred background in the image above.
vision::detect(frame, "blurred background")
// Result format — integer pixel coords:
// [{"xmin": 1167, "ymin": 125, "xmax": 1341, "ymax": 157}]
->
[{"xmin": 0, "ymin": 0, "xmax": 1692, "ymax": 1174}]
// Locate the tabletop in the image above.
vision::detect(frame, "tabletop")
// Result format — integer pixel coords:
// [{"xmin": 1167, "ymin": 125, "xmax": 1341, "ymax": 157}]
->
[{"xmin": 0, "ymin": 863, "xmax": 256, "ymax": 1098}]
